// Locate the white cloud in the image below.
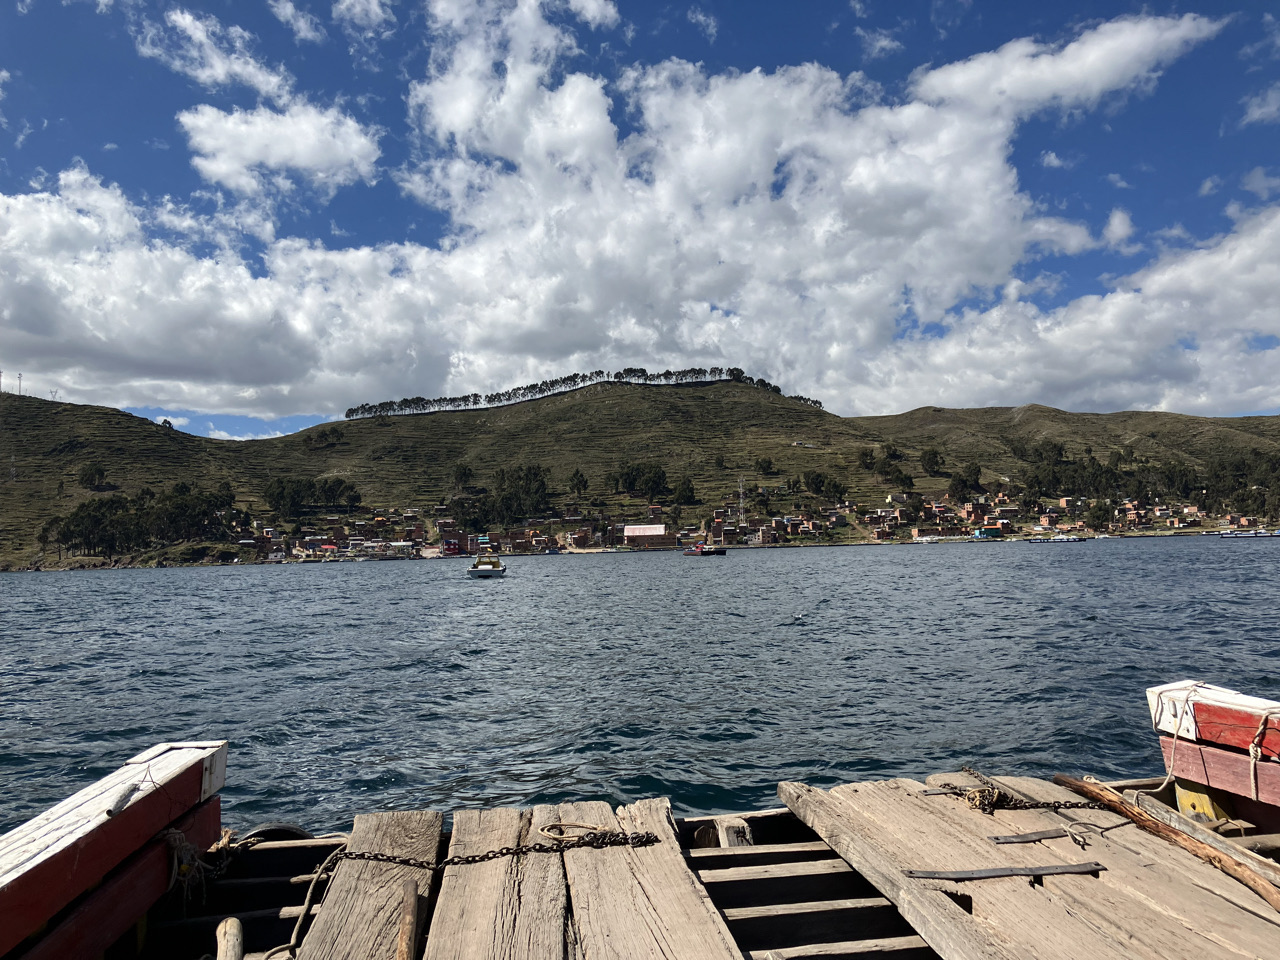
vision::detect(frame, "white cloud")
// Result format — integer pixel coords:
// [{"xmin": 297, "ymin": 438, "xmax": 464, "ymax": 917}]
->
[
  {"xmin": 687, "ymin": 7, "xmax": 717, "ymax": 43},
  {"xmin": 1040, "ymin": 150, "xmax": 1067, "ymax": 169},
  {"xmin": 208, "ymin": 425, "xmax": 286, "ymax": 440},
  {"xmin": 1106, "ymin": 172, "xmax": 1133, "ymax": 189},
  {"xmin": 1243, "ymin": 166, "xmax": 1280, "ymax": 200},
  {"xmin": 5, "ymin": 11, "xmax": 1271, "ymax": 422},
  {"xmin": 913, "ymin": 14, "xmax": 1223, "ymax": 119},
  {"xmin": 102, "ymin": 142, "xmax": 118, "ymax": 151},
  {"xmin": 1242, "ymin": 81, "xmax": 1280, "ymax": 126},
  {"xmin": 566, "ymin": 0, "xmax": 619, "ymax": 30},
  {"xmin": 1103, "ymin": 207, "xmax": 1141, "ymax": 254},
  {"xmin": 156, "ymin": 415, "xmax": 191, "ymax": 426},
  {"xmin": 268, "ymin": 0, "xmax": 326, "ymax": 43},
  {"xmin": 1198, "ymin": 175, "xmax": 1221, "ymax": 197},
  {"xmin": 849, "ymin": 1, "xmax": 869, "ymax": 17},
  {"xmin": 134, "ymin": 8, "xmax": 293, "ymax": 104},
  {"xmin": 178, "ymin": 102, "xmax": 382, "ymax": 195},
  {"xmin": 332, "ymin": 0, "xmax": 395, "ymax": 42},
  {"xmin": 855, "ymin": 26, "xmax": 902, "ymax": 60},
  {"xmin": 0, "ymin": 68, "xmax": 10, "ymax": 129}
]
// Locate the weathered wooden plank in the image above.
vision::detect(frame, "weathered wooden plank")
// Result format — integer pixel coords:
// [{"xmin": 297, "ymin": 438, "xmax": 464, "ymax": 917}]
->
[
  {"xmin": 778, "ymin": 781, "xmax": 1017, "ymax": 960},
  {"xmin": 697, "ymin": 858, "xmax": 854, "ymax": 884},
  {"xmin": 558, "ymin": 798, "xmax": 741, "ymax": 960},
  {"xmin": 0, "ymin": 742, "xmax": 227, "ymax": 956},
  {"xmin": 823, "ymin": 780, "xmax": 1146, "ymax": 960},
  {"xmin": 423, "ymin": 805, "xmax": 570, "ymax": 960},
  {"xmin": 982, "ymin": 776, "xmax": 1280, "ymax": 959},
  {"xmin": 17, "ymin": 798, "xmax": 222, "ymax": 960},
  {"xmin": 298, "ymin": 810, "xmax": 443, "ymax": 960},
  {"xmin": 723, "ymin": 896, "xmax": 912, "ymax": 953},
  {"xmin": 716, "ymin": 815, "xmax": 752, "ymax": 847},
  {"xmin": 685, "ymin": 840, "xmax": 837, "ymax": 870},
  {"xmin": 217, "ymin": 917, "xmax": 246, "ymax": 960},
  {"xmin": 1160, "ymin": 736, "xmax": 1280, "ymax": 805},
  {"xmin": 983, "ymin": 776, "xmax": 1280, "ymax": 923},
  {"xmin": 749, "ymin": 935, "xmax": 934, "ymax": 959}
]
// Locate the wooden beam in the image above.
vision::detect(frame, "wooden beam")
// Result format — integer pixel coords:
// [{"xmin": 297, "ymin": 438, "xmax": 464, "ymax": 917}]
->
[
  {"xmin": 685, "ymin": 840, "xmax": 836, "ymax": 870},
  {"xmin": 297, "ymin": 810, "xmax": 444, "ymax": 960},
  {"xmin": 748, "ymin": 934, "xmax": 933, "ymax": 959},
  {"xmin": 1126, "ymin": 789, "xmax": 1280, "ymax": 889},
  {"xmin": 559, "ymin": 797, "xmax": 742, "ymax": 959},
  {"xmin": 422, "ymin": 805, "xmax": 570, "ymax": 960},
  {"xmin": 17, "ymin": 797, "xmax": 222, "ymax": 960},
  {"xmin": 778, "ymin": 781, "xmax": 1017, "ymax": 960},
  {"xmin": 715, "ymin": 816, "xmax": 752, "ymax": 847}
]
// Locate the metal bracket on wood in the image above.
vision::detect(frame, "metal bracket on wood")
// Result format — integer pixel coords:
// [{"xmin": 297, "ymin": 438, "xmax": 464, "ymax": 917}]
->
[
  {"xmin": 903, "ymin": 862, "xmax": 1106, "ymax": 881},
  {"xmin": 920, "ymin": 788, "xmax": 961, "ymax": 796},
  {"xmin": 987, "ymin": 828, "xmax": 1070, "ymax": 844}
]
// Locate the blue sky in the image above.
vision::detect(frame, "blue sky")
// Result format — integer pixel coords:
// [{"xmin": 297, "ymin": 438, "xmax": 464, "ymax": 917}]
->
[{"xmin": 1, "ymin": 1, "xmax": 1279, "ymax": 438}]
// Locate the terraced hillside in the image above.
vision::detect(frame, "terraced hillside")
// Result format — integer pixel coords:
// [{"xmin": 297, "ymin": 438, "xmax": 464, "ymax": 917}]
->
[{"xmin": 3, "ymin": 382, "xmax": 1280, "ymax": 566}]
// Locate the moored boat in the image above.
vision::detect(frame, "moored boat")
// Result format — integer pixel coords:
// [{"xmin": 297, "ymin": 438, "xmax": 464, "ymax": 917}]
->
[
  {"xmin": 466, "ymin": 554, "xmax": 506, "ymax": 578},
  {"xmin": 682, "ymin": 542, "xmax": 726, "ymax": 556}
]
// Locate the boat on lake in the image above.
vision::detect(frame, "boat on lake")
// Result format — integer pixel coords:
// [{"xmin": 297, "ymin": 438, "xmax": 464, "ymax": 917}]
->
[
  {"xmin": 7, "ymin": 682, "xmax": 1280, "ymax": 960},
  {"xmin": 466, "ymin": 554, "xmax": 506, "ymax": 578},
  {"xmin": 682, "ymin": 542, "xmax": 726, "ymax": 556}
]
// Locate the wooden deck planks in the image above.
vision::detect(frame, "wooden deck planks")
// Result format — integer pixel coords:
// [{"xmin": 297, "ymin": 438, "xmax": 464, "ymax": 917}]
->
[
  {"xmin": 423, "ymin": 805, "xmax": 572, "ymax": 960},
  {"xmin": 779, "ymin": 781, "xmax": 1018, "ymax": 960},
  {"xmin": 973, "ymin": 774, "xmax": 1280, "ymax": 958},
  {"xmin": 298, "ymin": 810, "xmax": 444, "ymax": 960},
  {"xmin": 824, "ymin": 779, "xmax": 1146, "ymax": 960},
  {"xmin": 558, "ymin": 797, "xmax": 742, "ymax": 960}
]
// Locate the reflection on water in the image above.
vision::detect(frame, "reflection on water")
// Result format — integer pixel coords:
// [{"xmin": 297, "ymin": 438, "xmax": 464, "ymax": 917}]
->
[{"xmin": 3, "ymin": 537, "xmax": 1278, "ymax": 832}]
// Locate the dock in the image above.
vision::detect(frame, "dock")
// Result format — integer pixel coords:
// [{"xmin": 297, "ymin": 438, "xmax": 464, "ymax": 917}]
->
[{"xmin": 6, "ymin": 755, "xmax": 1280, "ymax": 960}]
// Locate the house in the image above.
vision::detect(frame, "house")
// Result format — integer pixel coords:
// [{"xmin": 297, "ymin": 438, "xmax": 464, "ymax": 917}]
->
[
  {"xmin": 872, "ymin": 528, "xmax": 895, "ymax": 540},
  {"xmin": 623, "ymin": 524, "xmax": 678, "ymax": 549}
]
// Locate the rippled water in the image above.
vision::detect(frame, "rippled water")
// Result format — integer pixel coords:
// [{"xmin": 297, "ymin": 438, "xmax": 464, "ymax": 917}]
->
[{"xmin": 4, "ymin": 537, "xmax": 1280, "ymax": 834}]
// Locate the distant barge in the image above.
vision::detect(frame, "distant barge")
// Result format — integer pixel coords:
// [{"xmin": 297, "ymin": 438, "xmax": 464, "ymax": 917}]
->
[{"xmin": 4, "ymin": 682, "xmax": 1280, "ymax": 960}]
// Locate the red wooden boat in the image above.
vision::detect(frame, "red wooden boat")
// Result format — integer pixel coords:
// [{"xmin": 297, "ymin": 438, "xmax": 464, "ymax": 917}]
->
[
  {"xmin": 0, "ymin": 742, "xmax": 226, "ymax": 959},
  {"xmin": 1147, "ymin": 679, "xmax": 1280, "ymax": 829}
]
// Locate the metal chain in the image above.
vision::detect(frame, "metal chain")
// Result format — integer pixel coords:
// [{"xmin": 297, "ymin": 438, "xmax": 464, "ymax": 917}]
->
[
  {"xmin": 332, "ymin": 830, "xmax": 661, "ymax": 873},
  {"xmin": 945, "ymin": 766, "xmax": 1106, "ymax": 815}
]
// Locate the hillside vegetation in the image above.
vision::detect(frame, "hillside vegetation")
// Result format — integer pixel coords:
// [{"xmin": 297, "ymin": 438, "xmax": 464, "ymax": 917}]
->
[{"xmin": 3, "ymin": 382, "xmax": 1280, "ymax": 567}]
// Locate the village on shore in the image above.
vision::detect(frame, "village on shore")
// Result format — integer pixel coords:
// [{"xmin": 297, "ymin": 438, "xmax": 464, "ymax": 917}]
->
[{"xmin": 242, "ymin": 490, "xmax": 1251, "ymax": 564}]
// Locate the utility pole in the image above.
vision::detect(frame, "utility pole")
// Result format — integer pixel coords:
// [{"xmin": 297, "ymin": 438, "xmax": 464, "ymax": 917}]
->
[{"xmin": 16, "ymin": 373, "xmax": 21, "ymax": 396}]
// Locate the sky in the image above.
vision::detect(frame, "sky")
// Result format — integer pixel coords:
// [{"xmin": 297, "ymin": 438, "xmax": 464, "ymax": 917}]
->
[{"xmin": 1, "ymin": 1, "xmax": 1279, "ymax": 439}]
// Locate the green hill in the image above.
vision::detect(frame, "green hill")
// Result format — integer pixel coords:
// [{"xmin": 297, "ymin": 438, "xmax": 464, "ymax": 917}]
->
[{"xmin": 3, "ymin": 382, "xmax": 1280, "ymax": 567}]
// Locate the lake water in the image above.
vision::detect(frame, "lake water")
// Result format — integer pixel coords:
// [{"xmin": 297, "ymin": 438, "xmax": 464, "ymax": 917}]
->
[{"xmin": 3, "ymin": 537, "xmax": 1279, "ymax": 834}]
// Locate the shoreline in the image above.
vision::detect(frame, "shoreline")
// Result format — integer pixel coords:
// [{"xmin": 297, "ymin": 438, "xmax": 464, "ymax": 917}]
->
[{"xmin": 0, "ymin": 527, "xmax": 1226, "ymax": 573}]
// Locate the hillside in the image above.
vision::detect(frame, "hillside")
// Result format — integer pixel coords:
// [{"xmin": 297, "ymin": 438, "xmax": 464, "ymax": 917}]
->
[{"xmin": 3, "ymin": 383, "xmax": 1280, "ymax": 566}]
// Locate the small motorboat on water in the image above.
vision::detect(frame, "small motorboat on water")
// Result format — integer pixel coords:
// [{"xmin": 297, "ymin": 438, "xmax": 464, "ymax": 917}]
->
[
  {"xmin": 683, "ymin": 542, "xmax": 726, "ymax": 556},
  {"xmin": 467, "ymin": 554, "xmax": 506, "ymax": 578}
]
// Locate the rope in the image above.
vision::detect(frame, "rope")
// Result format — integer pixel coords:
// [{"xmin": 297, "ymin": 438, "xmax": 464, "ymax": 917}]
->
[
  {"xmin": 263, "ymin": 843, "xmax": 347, "ymax": 959},
  {"xmin": 1249, "ymin": 708, "xmax": 1280, "ymax": 801},
  {"xmin": 1144, "ymin": 681, "xmax": 1209, "ymax": 797}
]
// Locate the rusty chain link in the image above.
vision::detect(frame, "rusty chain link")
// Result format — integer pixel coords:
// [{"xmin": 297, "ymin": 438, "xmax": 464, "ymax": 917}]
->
[
  {"xmin": 331, "ymin": 829, "xmax": 661, "ymax": 873},
  {"xmin": 942, "ymin": 766, "xmax": 1106, "ymax": 816}
]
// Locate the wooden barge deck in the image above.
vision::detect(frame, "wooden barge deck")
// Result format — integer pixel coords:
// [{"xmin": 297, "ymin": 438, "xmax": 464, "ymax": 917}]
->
[{"xmin": 6, "ymin": 745, "xmax": 1280, "ymax": 960}]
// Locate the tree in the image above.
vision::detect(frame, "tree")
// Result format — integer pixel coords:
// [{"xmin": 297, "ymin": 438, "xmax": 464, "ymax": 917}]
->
[
  {"xmin": 754, "ymin": 457, "xmax": 774, "ymax": 474},
  {"xmin": 343, "ymin": 487, "xmax": 363, "ymax": 513},
  {"xmin": 920, "ymin": 447, "xmax": 945, "ymax": 475},
  {"xmin": 452, "ymin": 463, "xmax": 474, "ymax": 492},
  {"xmin": 713, "ymin": 454, "xmax": 726, "ymax": 470},
  {"xmin": 1085, "ymin": 500, "xmax": 1113, "ymax": 531},
  {"xmin": 568, "ymin": 468, "xmax": 589, "ymax": 497},
  {"xmin": 673, "ymin": 476, "xmax": 696, "ymax": 505},
  {"xmin": 856, "ymin": 447, "xmax": 876, "ymax": 470},
  {"xmin": 77, "ymin": 462, "xmax": 106, "ymax": 491}
]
